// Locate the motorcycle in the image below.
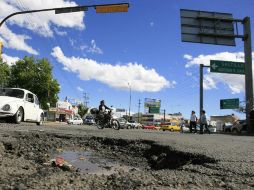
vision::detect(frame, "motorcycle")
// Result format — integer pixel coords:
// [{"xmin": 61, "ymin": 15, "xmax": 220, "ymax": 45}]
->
[{"xmin": 90, "ymin": 108, "xmax": 120, "ymax": 130}]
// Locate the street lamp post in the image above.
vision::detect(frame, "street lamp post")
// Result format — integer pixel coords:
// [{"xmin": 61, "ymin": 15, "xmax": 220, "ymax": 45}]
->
[
  {"xmin": 0, "ymin": 3, "xmax": 129, "ymax": 28},
  {"xmin": 0, "ymin": 3, "xmax": 129, "ymax": 58},
  {"xmin": 128, "ymin": 83, "xmax": 131, "ymax": 121}
]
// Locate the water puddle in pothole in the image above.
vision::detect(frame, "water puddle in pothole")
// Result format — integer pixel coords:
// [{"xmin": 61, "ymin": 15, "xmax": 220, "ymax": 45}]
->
[{"xmin": 51, "ymin": 150, "xmax": 138, "ymax": 175}]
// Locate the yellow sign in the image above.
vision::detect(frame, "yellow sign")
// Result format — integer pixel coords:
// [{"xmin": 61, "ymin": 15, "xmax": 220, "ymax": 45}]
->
[{"xmin": 96, "ymin": 4, "xmax": 129, "ymax": 13}]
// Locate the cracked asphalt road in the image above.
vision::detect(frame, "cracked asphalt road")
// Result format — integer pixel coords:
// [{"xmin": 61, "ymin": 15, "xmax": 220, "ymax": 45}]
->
[{"xmin": 0, "ymin": 122, "xmax": 253, "ymax": 189}]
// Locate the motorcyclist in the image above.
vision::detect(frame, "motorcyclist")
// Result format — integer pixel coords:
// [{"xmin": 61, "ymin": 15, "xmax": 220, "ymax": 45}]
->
[
  {"xmin": 98, "ymin": 100, "xmax": 111, "ymax": 123},
  {"xmin": 99, "ymin": 100, "xmax": 111, "ymax": 112}
]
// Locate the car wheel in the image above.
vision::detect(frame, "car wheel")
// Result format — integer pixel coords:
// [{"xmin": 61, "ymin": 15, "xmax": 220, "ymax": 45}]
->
[
  {"xmin": 13, "ymin": 107, "xmax": 23, "ymax": 124},
  {"xmin": 163, "ymin": 129, "xmax": 165, "ymax": 131},
  {"xmin": 127, "ymin": 125, "xmax": 131, "ymax": 129},
  {"xmin": 36, "ymin": 113, "xmax": 44, "ymax": 126},
  {"xmin": 170, "ymin": 128, "xmax": 174, "ymax": 132}
]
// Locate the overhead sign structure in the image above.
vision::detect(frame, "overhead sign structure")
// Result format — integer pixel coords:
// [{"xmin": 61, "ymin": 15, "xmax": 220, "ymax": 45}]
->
[
  {"xmin": 210, "ymin": 60, "xmax": 245, "ymax": 74},
  {"xmin": 220, "ymin": 98, "xmax": 239, "ymax": 109},
  {"xmin": 180, "ymin": 9, "xmax": 253, "ymax": 132},
  {"xmin": 180, "ymin": 9, "xmax": 235, "ymax": 46},
  {"xmin": 96, "ymin": 4, "xmax": 129, "ymax": 13}
]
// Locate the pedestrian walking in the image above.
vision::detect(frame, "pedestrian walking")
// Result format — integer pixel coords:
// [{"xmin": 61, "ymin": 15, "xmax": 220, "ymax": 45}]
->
[
  {"xmin": 189, "ymin": 111, "xmax": 197, "ymax": 133},
  {"xmin": 200, "ymin": 110, "xmax": 210, "ymax": 134}
]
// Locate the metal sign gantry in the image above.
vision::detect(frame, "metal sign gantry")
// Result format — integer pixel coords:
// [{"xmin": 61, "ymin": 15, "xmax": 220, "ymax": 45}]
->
[{"xmin": 180, "ymin": 9, "xmax": 253, "ymax": 132}]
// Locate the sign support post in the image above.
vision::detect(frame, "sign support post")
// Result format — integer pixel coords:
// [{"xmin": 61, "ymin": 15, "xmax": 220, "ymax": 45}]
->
[
  {"xmin": 200, "ymin": 64, "xmax": 204, "ymax": 119},
  {"xmin": 243, "ymin": 17, "xmax": 253, "ymax": 131}
]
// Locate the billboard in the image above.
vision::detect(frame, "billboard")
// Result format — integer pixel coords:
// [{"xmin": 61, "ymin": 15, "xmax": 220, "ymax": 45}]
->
[
  {"xmin": 144, "ymin": 98, "xmax": 161, "ymax": 108},
  {"xmin": 144, "ymin": 98, "xmax": 161, "ymax": 114}
]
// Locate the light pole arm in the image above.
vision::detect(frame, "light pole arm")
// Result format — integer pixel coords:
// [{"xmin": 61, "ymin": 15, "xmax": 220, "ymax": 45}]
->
[{"xmin": 0, "ymin": 8, "xmax": 59, "ymax": 28}]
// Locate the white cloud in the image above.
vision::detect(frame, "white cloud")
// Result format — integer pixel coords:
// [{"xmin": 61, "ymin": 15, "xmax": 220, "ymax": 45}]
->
[
  {"xmin": 203, "ymin": 74, "xmax": 217, "ymax": 90},
  {"xmin": 2, "ymin": 53, "xmax": 20, "ymax": 65},
  {"xmin": 183, "ymin": 52, "xmax": 254, "ymax": 94},
  {"xmin": 87, "ymin": 40, "xmax": 103, "ymax": 54},
  {"xmin": 51, "ymin": 46, "xmax": 172, "ymax": 92},
  {"xmin": 185, "ymin": 71, "xmax": 192, "ymax": 76},
  {"xmin": 183, "ymin": 54, "xmax": 192, "ymax": 60},
  {"xmin": 69, "ymin": 38, "xmax": 76, "ymax": 48},
  {"xmin": 54, "ymin": 27, "xmax": 67, "ymax": 36},
  {"xmin": 184, "ymin": 52, "xmax": 246, "ymax": 68},
  {"xmin": 0, "ymin": 0, "xmax": 85, "ymax": 37},
  {"xmin": 77, "ymin": 86, "xmax": 84, "ymax": 92},
  {"xmin": 0, "ymin": 24, "xmax": 38, "ymax": 55},
  {"xmin": 0, "ymin": 0, "xmax": 85, "ymax": 54},
  {"xmin": 80, "ymin": 45, "xmax": 88, "ymax": 51}
]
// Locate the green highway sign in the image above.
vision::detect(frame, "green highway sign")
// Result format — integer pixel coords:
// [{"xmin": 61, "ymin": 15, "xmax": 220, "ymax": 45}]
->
[
  {"xmin": 149, "ymin": 107, "xmax": 160, "ymax": 114},
  {"xmin": 220, "ymin": 98, "xmax": 239, "ymax": 109},
  {"xmin": 210, "ymin": 60, "xmax": 245, "ymax": 75}
]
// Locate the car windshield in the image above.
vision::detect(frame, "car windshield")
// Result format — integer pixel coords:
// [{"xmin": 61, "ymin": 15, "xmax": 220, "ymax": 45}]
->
[{"xmin": 0, "ymin": 88, "xmax": 24, "ymax": 99}]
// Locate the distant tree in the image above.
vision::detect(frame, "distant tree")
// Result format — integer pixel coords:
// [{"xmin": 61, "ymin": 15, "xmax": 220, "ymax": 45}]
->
[
  {"xmin": 8, "ymin": 56, "xmax": 60, "ymax": 109},
  {"xmin": 78, "ymin": 104, "xmax": 88, "ymax": 117},
  {"xmin": 0, "ymin": 60, "xmax": 10, "ymax": 87}
]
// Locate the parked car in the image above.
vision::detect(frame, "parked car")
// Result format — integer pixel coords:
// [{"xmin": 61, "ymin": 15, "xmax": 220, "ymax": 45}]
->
[
  {"xmin": 67, "ymin": 117, "xmax": 83, "ymax": 125},
  {"xmin": 142, "ymin": 124, "xmax": 158, "ymax": 130},
  {"xmin": 83, "ymin": 115, "xmax": 95, "ymax": 125},
  {"xmin": 180, "ymin": 123, "xmax": 190, "ymax": 133},
  {"xmin": 208, "ymin": 125, "xmax": 217, "ymax": 133},
  {"xmin": 160, "ymin": 122, "xmax": 181, "ymax": 132},
  {"xmin": 231, "ymin": 120, "xmax": 247, "ymax": 134},
  {"xmin": 128, "ymin": 120, "xmax": 143, "ymax": 129},
  {"xmin": 117, "ymin": 117, "xmax": 128, "ymax": 129},
  {"xmin": 0, "ymin": 88, "xmax": 44, "ymax": 125}
]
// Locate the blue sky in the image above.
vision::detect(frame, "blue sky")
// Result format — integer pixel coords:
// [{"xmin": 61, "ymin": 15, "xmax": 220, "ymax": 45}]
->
[{"xmin": 1, "ymin": 0, "xmax": 254, "ymax": 119}]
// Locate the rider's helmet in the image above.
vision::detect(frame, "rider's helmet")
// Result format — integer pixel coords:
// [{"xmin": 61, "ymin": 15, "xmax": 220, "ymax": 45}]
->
[{"xmin": 100, "ymin": 100, "xmax": 105, "ymax": 104}]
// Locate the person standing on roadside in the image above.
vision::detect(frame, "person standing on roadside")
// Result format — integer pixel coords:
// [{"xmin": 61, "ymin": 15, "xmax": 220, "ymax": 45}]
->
[
  {"xmin": 189, "ymin": 111, "xmax": 197, "ymax": 133},
  {"xmin": 200, "ymin": 110, "xmax": 210, "ymax": 134}
]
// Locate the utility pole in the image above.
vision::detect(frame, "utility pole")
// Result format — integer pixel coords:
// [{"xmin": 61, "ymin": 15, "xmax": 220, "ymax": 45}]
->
[
  {"xmin": 83, "ymin": 92, "xmax": 89, "ymax": 107},
  {"xmin": 138, "ymin": 99, "xmax": 141, "ymax": 123}
]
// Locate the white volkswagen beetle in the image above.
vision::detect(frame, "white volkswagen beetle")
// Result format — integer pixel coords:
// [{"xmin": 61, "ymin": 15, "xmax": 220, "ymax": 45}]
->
[{"xmin": 0, "ymin": 88, "xmax": 44, "ymax": 125}]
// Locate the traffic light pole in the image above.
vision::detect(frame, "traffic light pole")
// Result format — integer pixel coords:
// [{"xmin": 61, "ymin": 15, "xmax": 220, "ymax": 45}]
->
[
  {"xmin": 243, "ymin": 17, "xmax": 253, "ymax": 132},
  {"xmin": 0, "ymin": 3, "xmax": 129, "ymax": 28}
]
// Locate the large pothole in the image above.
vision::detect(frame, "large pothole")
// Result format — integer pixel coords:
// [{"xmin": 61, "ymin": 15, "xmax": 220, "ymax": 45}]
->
[{"xmin": 2, "ymin": 133, "xmax": 217, "ymax": 172}]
